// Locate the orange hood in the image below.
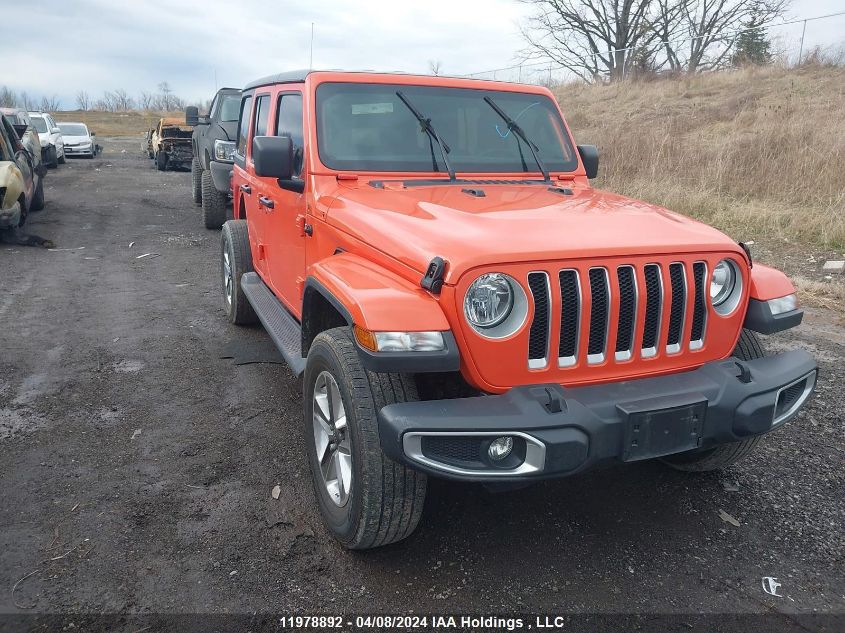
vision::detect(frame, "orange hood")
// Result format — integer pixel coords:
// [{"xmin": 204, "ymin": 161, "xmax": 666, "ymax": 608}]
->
[{"xmin": 326, "ymin": 181, "xmax": 745, "ymax": 284}]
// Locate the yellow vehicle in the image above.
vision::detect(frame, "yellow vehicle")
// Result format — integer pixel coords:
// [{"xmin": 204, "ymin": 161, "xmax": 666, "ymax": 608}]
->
[{"xmin": 0, "ymin": 114, "xmax": 42, "ymax": 229}]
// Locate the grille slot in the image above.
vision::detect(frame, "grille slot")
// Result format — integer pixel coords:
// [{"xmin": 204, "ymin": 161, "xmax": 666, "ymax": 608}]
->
[
  {"xmin": 667, "ymin": 263, "xmax": 687, "ymax": 353},
  {"xmin": 642, "ymin": 264, "xmax": 663, "ymax": 357},
  {"xmin": 558, "ymin": 270, "xmax": 580, "ymax": 366},
  {"xmin": 690, "ymin": 262, "xmax": 707, "ymax": 348},
  {"xmin": 527, "ymin": 259, "xmax": 713, "ymax": 370},
  {"xmin": 587, "ymin": 268, "xmax": 610, "ymax": 363},
  {"xmin": 615, "ymin": 266, "xmax": 637, "ymax": 361},
  {"xmin": 527, "ymin": 272, "xmax": 550, "ymax": 368}
]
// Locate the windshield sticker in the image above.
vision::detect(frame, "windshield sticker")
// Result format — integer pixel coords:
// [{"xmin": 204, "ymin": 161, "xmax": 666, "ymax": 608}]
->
[{"xmin": 351, "ymin": 103, "xmax": 394, "ymax": 115}]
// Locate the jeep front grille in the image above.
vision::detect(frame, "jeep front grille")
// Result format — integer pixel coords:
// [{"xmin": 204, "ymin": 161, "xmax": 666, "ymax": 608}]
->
[{"xmin": 526, "ymin": 260, "xmax": 711, "ymax": 369}]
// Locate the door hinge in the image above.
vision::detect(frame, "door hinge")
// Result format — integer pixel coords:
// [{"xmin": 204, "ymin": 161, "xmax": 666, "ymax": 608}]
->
[{"xmin": 296, "ymin": 214, "xmax": 313, "ymax": 237}]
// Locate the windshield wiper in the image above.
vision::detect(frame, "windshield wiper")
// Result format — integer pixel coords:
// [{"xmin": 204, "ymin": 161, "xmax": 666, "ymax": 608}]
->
[
  {"xmin": 483, "ymin": 95, "xmax": 550, "ymax": 182},
  {"xmin": 395, "ymin": 91, "xmax": 456, "ymax": 181}
]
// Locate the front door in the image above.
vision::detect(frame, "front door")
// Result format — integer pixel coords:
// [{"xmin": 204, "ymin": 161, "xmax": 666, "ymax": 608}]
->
[{"xmin": 262, "ymin": 90, "xmax": 307, "ymax": 316}]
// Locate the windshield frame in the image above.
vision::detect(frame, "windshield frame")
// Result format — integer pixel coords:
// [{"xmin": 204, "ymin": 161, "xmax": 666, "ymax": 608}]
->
[{"xmin": 313, "ymin": 80, "xmax": 580, "ymax": 177}]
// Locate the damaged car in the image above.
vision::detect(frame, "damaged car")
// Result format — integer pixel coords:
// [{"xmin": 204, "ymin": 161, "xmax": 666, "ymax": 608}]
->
[
  {"xmin": 151, "ymin": 117, "xmax": 192, "ymax": 171},
  {"xmin": 0, "ymin": 114, "xmax": 41, "ymax": 229}
]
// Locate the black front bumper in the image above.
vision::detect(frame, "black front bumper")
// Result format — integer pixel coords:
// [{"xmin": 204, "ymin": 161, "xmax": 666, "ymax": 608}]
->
[
  {"xmin": 209, "ymin": 160, "xmax": 233, "ymax": 195},
  {"xmin": 378, "ymin": 351, "xmax": 817, "ymax": 481}
]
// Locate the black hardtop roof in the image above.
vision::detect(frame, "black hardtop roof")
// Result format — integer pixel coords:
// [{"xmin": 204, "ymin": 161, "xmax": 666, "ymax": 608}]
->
[{"xmin": 243, "ymin": 70, "xmax": 311, "ymax": 91}]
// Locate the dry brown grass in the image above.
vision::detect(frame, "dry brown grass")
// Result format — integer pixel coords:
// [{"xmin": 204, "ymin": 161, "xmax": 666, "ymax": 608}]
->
[
  {"xmin": 793, "ymin": 276, "xmax": 845, "ymax": 311},
  {"xmin": 555, "ymin": 65, "xmax": 845, "ymax": 249},
  {"xmin": 49, "ymin": 110, "xmax": 184, "ymax": 137}
]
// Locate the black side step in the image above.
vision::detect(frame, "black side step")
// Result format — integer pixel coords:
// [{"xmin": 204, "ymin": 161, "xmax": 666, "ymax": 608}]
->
[{"xmin": 240, "ymin": 272, "xmax": 306, "ymax": 375}]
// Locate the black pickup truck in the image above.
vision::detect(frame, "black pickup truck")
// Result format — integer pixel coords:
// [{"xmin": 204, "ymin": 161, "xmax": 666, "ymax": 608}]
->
[{"xmin": 186, "ymin": 87, "xmax": 241, "ymax": 229}]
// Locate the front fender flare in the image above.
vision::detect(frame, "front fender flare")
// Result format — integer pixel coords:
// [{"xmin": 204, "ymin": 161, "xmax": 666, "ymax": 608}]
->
[{"xmin": 304, "ymin": 254, "xmax": 459, "ymax": 372}]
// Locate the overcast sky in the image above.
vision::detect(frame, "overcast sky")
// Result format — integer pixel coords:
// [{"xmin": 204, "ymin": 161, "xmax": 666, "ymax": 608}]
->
[{"xmin": 4, "ymin": 0, "xmax": 844, "ymax": 109}]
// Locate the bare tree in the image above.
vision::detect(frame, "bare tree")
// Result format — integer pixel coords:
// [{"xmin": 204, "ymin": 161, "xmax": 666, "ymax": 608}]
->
[
  {"xmin": 19, "ymin": 91, "xmax": 34, "ymax": 110},
  {"xmin": 138, "ymin": 91, "xmax": 154, "ymax": 111},
  {"xmin": 112, "ymin": 88, "xmax": 134, "ymax": 111},
  {"xmin": 428, "ymin": 60, "xmax": 443, "ymax": 76},
  {"xmin": 40, "ymin": 95, "xmax": 62, "ymax": 112},
  {"xmin": 76, "ymin": 90, "xmax": 91, "ymax": 111},
  {"xmin": 0, "ymin": 85, "xmax": 18, "ymax": 107},
  {"xmin": 157, "ymin": 81, "xmax": 174, "ymax": 111},
  {"xmin": 664, "ymin": 0, "xmax": 790, "ymax": 73},
  {"xmin": 519, "ymin": 0, "xmax": 659, "ymax": 81}
]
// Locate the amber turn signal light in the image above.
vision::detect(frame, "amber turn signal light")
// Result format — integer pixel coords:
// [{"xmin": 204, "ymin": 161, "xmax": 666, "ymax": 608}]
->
[{"xmin": 353, "ymin": 325, "xmax": 378, "ymax": 352}]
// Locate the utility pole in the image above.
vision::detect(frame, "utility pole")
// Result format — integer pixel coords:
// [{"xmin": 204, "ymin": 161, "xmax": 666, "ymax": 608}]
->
[
  {"xmin": 797, "ymin": 19, "xmax": 807, "ymax": 65},
  {"xmin": 310, "ymin": 22, "xmax": 314, "ymax": 69}
]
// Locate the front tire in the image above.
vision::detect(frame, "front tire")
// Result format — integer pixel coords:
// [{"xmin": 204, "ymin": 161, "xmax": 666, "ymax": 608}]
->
[
  {"xmin": 220, "ymin": 220, "xmax": 257, "ymax": 325},
  {"xmin": 57, "ymin": 147, "xmax": 66, "ymax": 164},
  {"xmin": 662, "ymin": 329, "xmax": 766, "ymax": 472},
  {"xmin": 304, "ymin": 327, "xmax": 427, "ymax": 549},
  {"xmin": 155, "ymin": 151, "xmax": 167, "ymax": 170},
  {"xmin": 191, "ymin": 158, "xmax": 203, "ymax": 206},
  {"xmin": 201, "ymin": 169, "xmax": 227, "ymax": 229}
]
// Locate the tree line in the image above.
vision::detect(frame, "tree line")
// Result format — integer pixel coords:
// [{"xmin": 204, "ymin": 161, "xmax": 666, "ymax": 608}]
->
[
  {"xmin": 0, "ymin": 81, "xmax": 202, "ymax": 112},
  {"xmin": 519, "ymin": 0, "xmax": 790, "ymax": 81}
]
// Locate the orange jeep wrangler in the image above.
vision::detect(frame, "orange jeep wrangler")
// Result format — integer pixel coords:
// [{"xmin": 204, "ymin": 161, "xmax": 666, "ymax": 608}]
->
[{"xmin": 222, "ymin": 71, "xmax": 816, "ymax": 550}]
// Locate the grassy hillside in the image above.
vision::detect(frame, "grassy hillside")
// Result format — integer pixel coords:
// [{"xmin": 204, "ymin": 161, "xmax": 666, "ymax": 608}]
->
[
  {"xmin": 556, "ymin": 64, "xmax": 845, "ymax": 251},
  {"xmin": 49, "ymin": 110, "xmax": 185, "ymax": 136}
]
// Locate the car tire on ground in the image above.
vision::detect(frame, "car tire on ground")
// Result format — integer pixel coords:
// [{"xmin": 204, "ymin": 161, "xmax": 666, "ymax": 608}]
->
[
  {"xmin": 201, "ymin": 170, "xmax": 227, "ymax": 229},
  {"xmin": 304, "ymin": 327, "xmax": 428, "ymax": 550},
  {"xmin": 661, "ymin": 329, "xmax": 766, "ymax": 472},
  {"xmin": 155, "ymin": 151, "xmax": 167, "ymax": 170},
  {"xmin": 57, "ymin": 148, "xmax": 66, "ymax": 164},
  {"xmin": 220, "ymin": 220, "xmax": 257, "ymax": 325},
  {"xmin": 30, "ymin": 178, "xmax": 45, "ymax": 212},
  {"xmin": 191, "ymin": 159, "xmax": 203, "ymax": 206},
  {"xmin": 47, "ymin": 146, "xmax": 58, "ymax": 168}
]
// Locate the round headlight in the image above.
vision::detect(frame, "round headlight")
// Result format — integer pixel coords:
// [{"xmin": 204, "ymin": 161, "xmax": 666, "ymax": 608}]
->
[
  {"xmin": 464, "ymin": 273, "xmax": 514, "ymax": 328},
  {"xmin": 710, "ymin": 259, "xmax": 736, "ymax": 306}
]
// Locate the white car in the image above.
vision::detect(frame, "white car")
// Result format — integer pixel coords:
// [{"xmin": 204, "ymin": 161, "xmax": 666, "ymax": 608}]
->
[
  {"xmin": 57, "ymin": 122, "xmax": 96, "ymax": 159},
  {"xmin": 28, "ymin": 111, "xmax": 65, "ymax": 167}
]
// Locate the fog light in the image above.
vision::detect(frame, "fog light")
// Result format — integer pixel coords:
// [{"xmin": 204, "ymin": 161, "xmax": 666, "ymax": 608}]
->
[{"xmin": 488, "ymin": 436, "xmax": 513, "ymax": 461}]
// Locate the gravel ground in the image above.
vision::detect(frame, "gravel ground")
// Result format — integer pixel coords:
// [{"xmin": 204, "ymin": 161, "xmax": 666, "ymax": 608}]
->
[{"xmin": 0, "ymin": 138, "xmax": 842, "ymax": 631}]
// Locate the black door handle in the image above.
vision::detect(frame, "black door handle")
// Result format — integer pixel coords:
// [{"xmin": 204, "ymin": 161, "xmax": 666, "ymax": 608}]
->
[
  {"xmin": 239, "ymin": 184, "xmax": 252, "ymax": 195},
  {"xmin": 259, "ymin": 196, "xmax": 274, "ymax": 209}
]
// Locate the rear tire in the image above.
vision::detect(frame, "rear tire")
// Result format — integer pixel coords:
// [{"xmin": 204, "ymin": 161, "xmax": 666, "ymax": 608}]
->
[
  {"xmin": 661, "ymin": 329, "xmax": 766, "ymax": 472},
  {"xmin": 220, "ymin": 220, "xmax": 257, "ymax": 325},
  {"xmin": 30, "ymin": 178, "xmax": 45, "ymax": 211},
  {"xmin": 304, "ymin": 327, "xmax": 427, "ymax": 549},
  {"xmin": 155, "ymin": 151, "xmax": 167, "ymax": 171},
  {"xmin": 201, "ymin": 170, "xmax": 227, "ymax": 229},
  {"xmin": 191, "ymin": 158, "xmax": 203, "ymax": 206}
]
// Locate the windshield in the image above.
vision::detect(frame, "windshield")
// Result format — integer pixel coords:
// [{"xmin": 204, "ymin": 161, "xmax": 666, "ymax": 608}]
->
[
  {"xmin": 58, "ymin": 123, "xmax": 88, "ymax": 136},
  {"xmin": 31, "ymin": 117, "xmax": 48, "ymax": 133},
  {"xmin": 218, "ymin": 94, "xmax": 241, "ymax": 122},
  {"xmin": 316, "ymin": 83, "xmax": 578, "ymax": 174}
]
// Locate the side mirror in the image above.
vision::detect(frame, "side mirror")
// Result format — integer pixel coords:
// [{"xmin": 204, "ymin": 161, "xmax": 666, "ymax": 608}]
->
[
  {"xmin": 185, "ymin": 106, "xmax": 199, "ymax": 126},
  {"xmin": 52, "ymin": 127, "xmax": 61, "ymax": 134},
  {"xmin": 577, "ymin": 145, "xmax": 599, "ymax": 179},
  {"xmin": 12, "ymin": 123, "xmax": 27, "ymax": 140},
  {"xmin": 253, "ymin": 135, "xmax": 293, "ymax": 180}
]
